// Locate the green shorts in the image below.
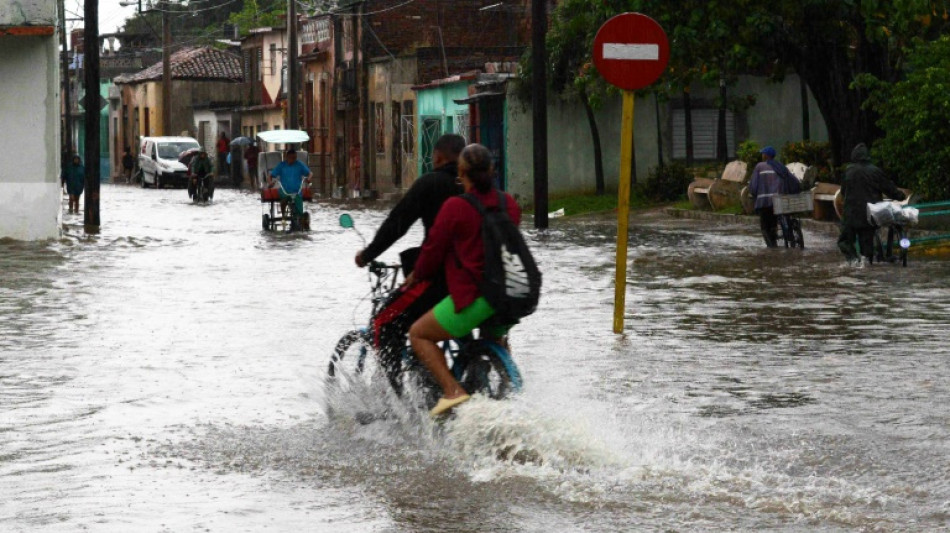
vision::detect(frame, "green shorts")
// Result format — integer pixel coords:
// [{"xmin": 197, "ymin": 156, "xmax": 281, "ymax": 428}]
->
[{"xmin": 432, "ymin": 295, "xmax": 510, "ymax": 338}]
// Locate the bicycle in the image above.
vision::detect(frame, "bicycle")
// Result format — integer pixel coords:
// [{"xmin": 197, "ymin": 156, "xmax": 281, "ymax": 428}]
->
[
  {"xmin": 770, "ymin": 191, "xmax": 809, "ymax": 249},
  {"xmin": 261, "ymin": 180, "xmax": 312, "ymax": 232},
  {"xmin": 327, "ymin": 214, "xmax": 522, "ymax": 412}
]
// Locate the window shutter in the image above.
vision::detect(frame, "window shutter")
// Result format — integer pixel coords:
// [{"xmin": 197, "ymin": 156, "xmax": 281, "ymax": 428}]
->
[{"xmin": 672, "ymin": 108, "xmax": 736, "ymax": 160}]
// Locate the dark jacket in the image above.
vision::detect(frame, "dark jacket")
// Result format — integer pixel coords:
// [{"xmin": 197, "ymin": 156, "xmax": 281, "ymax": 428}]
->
[
  {"xmin": 190, "ymin": 154, "xmax": 213, "ymax": 177},
  {"xmin": 61, "ymin": 159, "xmax": 85, "ymax": 196},
  {"xmin": 841, "ymin": 144, "xmax": 905, "ymax": 229},
  {"xmin": 361, "ymin": 162, "xmax": 462, "ymax": 263}
]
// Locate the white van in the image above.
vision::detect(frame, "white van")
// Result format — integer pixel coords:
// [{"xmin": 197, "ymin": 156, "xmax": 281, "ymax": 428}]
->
[{"xmin": 139, "ymin": 136, "xmax": 201, "ymax": 188}]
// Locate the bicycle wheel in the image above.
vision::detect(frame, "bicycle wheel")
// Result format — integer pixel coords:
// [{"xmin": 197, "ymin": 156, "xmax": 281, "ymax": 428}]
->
[
  {"xmin": 792, "ymin": 218, "xmax": 805, "ymax": 249},
  {"xmin": 454, "ymin": 344, "xmax": 515, "ymax": 401},
  {"xmin": 327, "ymin": 330, "xmax": 371, "ymax": 387}
]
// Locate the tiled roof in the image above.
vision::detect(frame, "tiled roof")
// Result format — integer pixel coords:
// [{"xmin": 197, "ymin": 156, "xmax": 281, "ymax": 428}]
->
[{"xmin": 114, "ymin": 46, "xmax": 243, "ymax": 84}]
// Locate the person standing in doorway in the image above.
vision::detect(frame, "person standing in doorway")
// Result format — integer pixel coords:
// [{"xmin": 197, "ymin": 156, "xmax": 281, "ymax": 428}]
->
[
  {"xmin": 837, "ymin": 143, "xmax": 906, "ymax": 264},
  {"xmin": 244, "ymin": 141, "xmax": 260, "ymax": 189},
  {"xmin": 216, "ymin": 131, "xmax": 230, "ymax": 177},
  {"xmin": 62, "ymin": 154, "xmax": 85, "ymax": 214},
  {"xmin": 121, "ymin": 146, "xmax": 134, "ymax": 184}
]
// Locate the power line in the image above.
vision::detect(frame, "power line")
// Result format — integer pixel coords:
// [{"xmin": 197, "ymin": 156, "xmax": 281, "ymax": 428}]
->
[
  {"xmin": 329, "ymin": 0, "xmax": 418, "ymax": 17},
  {"xmin": 146, "ymin": 0, "xmax": 241, "ymax": 14}
]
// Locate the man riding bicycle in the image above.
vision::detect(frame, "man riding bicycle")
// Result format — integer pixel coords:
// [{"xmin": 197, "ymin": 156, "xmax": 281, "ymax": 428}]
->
[
  {"xmin": 267, "ymin": 148, "xmax": 312, "ymax": 228},
  {"xmin": 354, "ymin": 134, "xmax": 466, "ymax": 384},
  {"xmin": 189, "ymin": 150, "xmax": 213, "ymax": 200}
]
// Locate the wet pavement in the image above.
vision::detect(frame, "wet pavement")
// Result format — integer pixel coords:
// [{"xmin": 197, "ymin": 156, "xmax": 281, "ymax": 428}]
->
[{"xmin": 2, "ymin": 185, "xmax": 949, "ymax": 531}]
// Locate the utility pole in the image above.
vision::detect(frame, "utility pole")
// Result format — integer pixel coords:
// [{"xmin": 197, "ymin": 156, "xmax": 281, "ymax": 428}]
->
[
  {"xmin": 58, "ymin": 0, "xmax": 72, "ymax": 168},
  {"xmin": 161, "ymin": 0, "xmax": 171, "ymax": 135},
  {"xmin": 287, "ymin": 0, "xmax": 299, "ymax": 130},
  {"xmin": 83, "ymin": 0, "xmax": 100, "ymax": 228},
  {"xmin": 531, "ymin": 0, "xmax": 548, "ymax": 229}
]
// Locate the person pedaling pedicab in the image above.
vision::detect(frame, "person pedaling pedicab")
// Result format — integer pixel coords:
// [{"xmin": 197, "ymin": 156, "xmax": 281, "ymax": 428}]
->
[
  {"xmin": 837, "ymin": 143, "xmax": 906, "ymax": 265},
  {"xmin": 353, "ymin": 134, "xmax": 466, "ymax": 389},
  {"xmin": 406, "ymin": 143, "xmax": 523, "ymax": 417},
  {"xmin": 267, "ymin": 148, "xmax": 312, "ymax": 229},
  {"xmin": 188, "ymin": 150, "xmax": 214, "ymax": 200},
  {"xmin": 749, "ymin": 146, "xmax": 801, "ymax": 247}
]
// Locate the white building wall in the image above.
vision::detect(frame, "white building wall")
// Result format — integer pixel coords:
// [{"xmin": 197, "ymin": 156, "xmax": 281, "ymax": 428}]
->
[{"xmin": 0, "ymin": 34, "xmax": 61, "ymax": 240}]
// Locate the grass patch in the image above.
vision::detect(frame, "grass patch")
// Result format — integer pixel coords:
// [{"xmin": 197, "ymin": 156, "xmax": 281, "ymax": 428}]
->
[{"xmin": 524, "ymin": 190, "xmax": 665, "ymax": 217}]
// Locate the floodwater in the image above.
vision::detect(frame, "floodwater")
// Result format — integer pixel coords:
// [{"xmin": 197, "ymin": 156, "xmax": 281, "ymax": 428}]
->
[{"xmin": 2, "ymin": 185, "xmax": 949, "ymax": 532}]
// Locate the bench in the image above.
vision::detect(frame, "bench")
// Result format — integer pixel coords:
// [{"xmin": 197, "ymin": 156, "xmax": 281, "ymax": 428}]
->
[{"xmin": 688, "ymin": 161, "xmax": 748, "ymax": 210}]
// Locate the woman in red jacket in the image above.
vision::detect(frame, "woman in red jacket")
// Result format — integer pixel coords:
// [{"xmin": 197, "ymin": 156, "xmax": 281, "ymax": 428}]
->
[{"xmin": 407, "ymin": 143, "xmax": 521, "ymax": 417}]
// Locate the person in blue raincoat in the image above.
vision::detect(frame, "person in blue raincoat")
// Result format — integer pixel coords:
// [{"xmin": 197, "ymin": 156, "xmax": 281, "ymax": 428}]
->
[
  {"xmin": 749, "ymin": 146, "xmax": 800, "ymax": 247},
  {"xmin": 61, "ymin": 154, "xmax": 85, "ymax": 214}
]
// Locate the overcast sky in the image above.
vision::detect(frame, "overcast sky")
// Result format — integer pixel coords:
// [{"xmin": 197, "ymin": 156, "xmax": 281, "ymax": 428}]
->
[{"xmin": 65, "ymin": 0, "xmax": 139, "ymax": 36}]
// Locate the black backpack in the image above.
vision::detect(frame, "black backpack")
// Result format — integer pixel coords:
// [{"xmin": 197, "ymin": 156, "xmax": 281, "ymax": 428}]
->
[{"xmin": 461, "ymin": 192, "xmax": 542, "ymax": 323}]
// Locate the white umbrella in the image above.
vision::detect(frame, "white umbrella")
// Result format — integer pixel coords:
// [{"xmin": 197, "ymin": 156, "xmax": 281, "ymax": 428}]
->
[{"xmin": 257, "ymin": 129, "xmax": 310, "ymax": 144}]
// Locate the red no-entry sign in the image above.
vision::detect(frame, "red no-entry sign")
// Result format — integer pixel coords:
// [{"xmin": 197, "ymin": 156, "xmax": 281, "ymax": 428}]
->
[{"xmin": 593, "ymin": 13, "xmax": 669, "ymax": 91}]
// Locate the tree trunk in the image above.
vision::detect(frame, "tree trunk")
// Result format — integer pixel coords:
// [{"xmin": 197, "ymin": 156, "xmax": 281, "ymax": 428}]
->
[
  {"xmin": 581, "ymin": 89, "xmax": 605, "ymax": 195},
  {"xmin": 717, "ymin": 77, "xmax": 728, "ymax": 163},
  {"xmin": 684, "ymin": 87, "xmax": 694, "ymax": 167},
  {"xmin": 781, "ymin": 15, "xmax": 893, "ymax": 170}
]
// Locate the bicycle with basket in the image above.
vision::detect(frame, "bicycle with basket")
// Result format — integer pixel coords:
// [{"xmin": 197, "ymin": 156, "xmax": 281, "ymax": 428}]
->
[{"xmin": 770, "ymin": 190, "xmax": 811, "ymax": 249}]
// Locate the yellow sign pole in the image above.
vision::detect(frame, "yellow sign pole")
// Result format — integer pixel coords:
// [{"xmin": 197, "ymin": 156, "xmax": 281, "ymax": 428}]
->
[{"xmin": 613, "ymin": 90, "xmax": 635, "ymax": 334}]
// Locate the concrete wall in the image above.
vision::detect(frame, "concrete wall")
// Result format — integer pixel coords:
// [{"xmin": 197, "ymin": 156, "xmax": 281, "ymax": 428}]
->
[
  {"xmin": 0, "ymin": 0, "xmax": 56, "ymax": 25},
  {"xmin": 0, "ymin": 34, "xmax": 60, "ymax": 240},
  {"xmin": 506, "ymin": 91, "xmax": 660, "ymax": 202},
  {"xmin": 505, "ymin": 74, "xmax": 829, "ymax": 204},
  {"xmin": 368, "ymin": 57, "xmax": 416, "ymax": 192}
]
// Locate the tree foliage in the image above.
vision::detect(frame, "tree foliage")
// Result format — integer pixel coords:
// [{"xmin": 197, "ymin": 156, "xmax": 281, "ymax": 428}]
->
[
  {"xmin": 537, "ymin": 0, "xmax": 950, "ymax": 170},
  {"xmin": 859, "ymin": 35, "xmax": 950, "ymax": 200}
]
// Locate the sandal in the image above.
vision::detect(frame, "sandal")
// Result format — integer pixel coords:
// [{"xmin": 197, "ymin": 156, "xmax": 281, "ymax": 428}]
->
[{"xmin": 430, "ymin": 394, "xmax": 471, "ymax": 417}]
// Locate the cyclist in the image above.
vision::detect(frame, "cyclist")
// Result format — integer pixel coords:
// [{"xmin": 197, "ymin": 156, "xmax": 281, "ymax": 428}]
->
[
  {"xmin": 189, "ymin": 150, "xmax": 213, "ymax": 200},
  {"xmin": 750, "ymin": 146, "xmax": 799, "ymax": 247},
  {"xmin": 267, "ymin": 148, "xmax": 312, "ymax": 227},
  {"xmin": 354, "ymin": 134, "xmax": 465, "ymax": 376},
  {"xmin": 407, "ymin": 143, "xmax": 521, "ymax": 417}
]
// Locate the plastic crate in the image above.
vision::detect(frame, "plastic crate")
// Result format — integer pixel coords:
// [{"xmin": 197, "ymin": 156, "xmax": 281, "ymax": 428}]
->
[{"xmin": 773, "ymin": 191, "xmax": 814, "ymax": 215}]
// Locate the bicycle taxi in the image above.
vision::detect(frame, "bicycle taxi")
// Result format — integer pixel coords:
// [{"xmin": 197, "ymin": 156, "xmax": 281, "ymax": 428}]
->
[{"xmin": 257, "ymin": 129, "xmax": 313, "ymax": 232}]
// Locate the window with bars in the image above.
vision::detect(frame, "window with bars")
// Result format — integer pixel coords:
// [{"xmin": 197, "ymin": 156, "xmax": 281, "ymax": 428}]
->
[{"xmin": 672, "ymin": 108, "xmax": 736, "ymax": 160}]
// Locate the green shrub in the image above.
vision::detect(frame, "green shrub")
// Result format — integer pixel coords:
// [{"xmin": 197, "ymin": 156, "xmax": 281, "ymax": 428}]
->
[
  {"xmin": 637, "ymin": 162, "xmax": 693, "ymax": 202},
  {"xmin": 782, "ymin": 140, "xmax": 839, "ymax": 184},
  {"xmin": 736, "ymin": 140, "xmax": 762, "ymax": 168},
  {"xmin": 858, "ymin": 36, "xmax": 950, "ymax": 201}
]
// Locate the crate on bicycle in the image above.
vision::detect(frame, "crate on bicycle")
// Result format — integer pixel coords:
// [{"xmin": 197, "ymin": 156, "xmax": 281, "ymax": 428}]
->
[{"xmin": 772, "ymin": 191, "xmax": 814, "ymax": 215}]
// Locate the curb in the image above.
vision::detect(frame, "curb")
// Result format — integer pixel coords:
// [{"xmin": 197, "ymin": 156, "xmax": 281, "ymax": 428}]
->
[{"xmin": 663, "ymin": 208, "xmax": 842, "ymax": 237}]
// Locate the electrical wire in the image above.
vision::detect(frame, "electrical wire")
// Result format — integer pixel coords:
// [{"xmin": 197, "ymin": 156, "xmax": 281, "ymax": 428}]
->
[
  {"xmin": 329, "ymin": 0, "xmax": 418, "ymax": 17},
  {"xmin": 145, "ymin": 0, "xmax": 242, "ymax": 14}
]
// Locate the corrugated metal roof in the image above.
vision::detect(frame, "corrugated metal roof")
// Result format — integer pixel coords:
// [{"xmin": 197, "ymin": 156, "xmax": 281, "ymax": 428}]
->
[{"xmin": 114, "ymin": 46, "xmax": 243, "ymax": 84}]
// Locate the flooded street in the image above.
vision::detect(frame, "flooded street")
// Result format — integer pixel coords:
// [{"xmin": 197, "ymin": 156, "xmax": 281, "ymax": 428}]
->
[{"xmin": 2, "ymin": 185, "xmax": 949, "ymax": 531}]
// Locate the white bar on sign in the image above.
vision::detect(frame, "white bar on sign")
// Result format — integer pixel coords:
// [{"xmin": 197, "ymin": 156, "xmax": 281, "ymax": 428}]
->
[{"xmin": 603, "ymin": 43, "xmax": 660, "ymax": 61}]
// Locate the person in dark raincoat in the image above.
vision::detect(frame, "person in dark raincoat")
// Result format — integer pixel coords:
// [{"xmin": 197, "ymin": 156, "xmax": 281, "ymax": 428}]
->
[
  {"xmin": 61, "ymin": 155, "xmax": 85, "ymax": 214},
  {"xmin": 837, "ymin": 143, "xmax": 906, "ymax": 264},
  {"xmin": 189, "ymin": 150, "xmax": 214, "ymax": 200},
  {"xmin": 749, "ymin": 146, "xmax": 800, "ymax": 247}
]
